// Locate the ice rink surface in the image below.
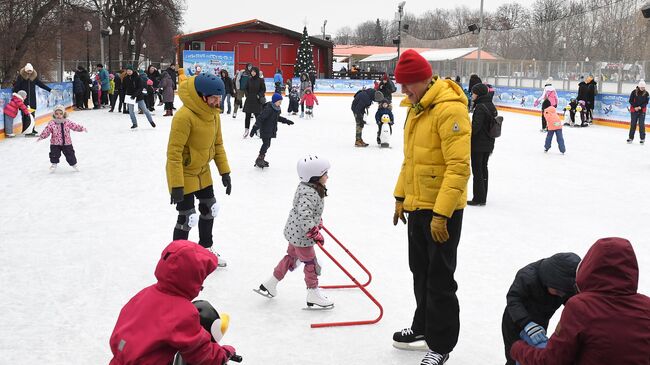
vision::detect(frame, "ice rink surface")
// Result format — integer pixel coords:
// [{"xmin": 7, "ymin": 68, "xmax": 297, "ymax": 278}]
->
[{"xmin": 1, "ymin": 95, "xmax": 648, "ymax": 364}]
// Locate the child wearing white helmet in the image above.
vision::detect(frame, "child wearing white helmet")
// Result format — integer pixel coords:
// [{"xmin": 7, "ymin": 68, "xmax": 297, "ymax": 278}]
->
[{"xmin": 255, "ymin": 155, "xmax": 334, "ymax": 309}]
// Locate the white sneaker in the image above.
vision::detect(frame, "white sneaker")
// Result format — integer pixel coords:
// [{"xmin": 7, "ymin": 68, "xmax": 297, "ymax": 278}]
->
[
  {"xmin": 207, "ymin": 246, "xmax": 227, "ymax": 267},
  {"xmin": 306, "ymin": 287, "xmax": 334, "ymax": 308},
  {"xmin": 49, "ymin": 164, "xmax": 57, "ymax": 173},
  {"xmin": 6, "ymin": 133, "xmax": 15, "ymax": 138}
]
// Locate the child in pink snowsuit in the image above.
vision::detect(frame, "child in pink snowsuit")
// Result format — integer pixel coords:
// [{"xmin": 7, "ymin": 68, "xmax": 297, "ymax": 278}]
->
[
  {"xmin": 37, "ymin": 105, "xmax": 87, "ymax": 171},
  {"xmin": 255, "ymin": 155, "xmax": 334, "ymax": 309}
]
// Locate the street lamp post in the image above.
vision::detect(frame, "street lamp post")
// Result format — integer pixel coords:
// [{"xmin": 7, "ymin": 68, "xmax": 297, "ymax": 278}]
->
[
  {"xmin": 477, "ymin": 0, "xmax": 484, "ymax": 76},
  {"xmin": 396, "ymin": 1, "xmax": 406, "ymax": 60},
  {"xmin": 143, "ymin": 43, "xmax": 147, "ymax": 68},
  {"xmin": 130, "ymin": 38, "xmax": 135, "ymax": 65},
  {"xmin": 84, "ymin": 21, "xmax": 93, "ymax": 70},
  {"xmin": 101, "ymin": 26, "xmax": 113, "ymax": 70},
  {"xmin": 118, "ymin": 25, "xmax": 125, "ymax": 69}
]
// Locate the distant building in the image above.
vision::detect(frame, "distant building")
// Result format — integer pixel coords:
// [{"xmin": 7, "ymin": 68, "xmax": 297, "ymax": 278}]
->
[{"xmin": 175, "ymin": 19, "xmax": 333, "ymax": 78}]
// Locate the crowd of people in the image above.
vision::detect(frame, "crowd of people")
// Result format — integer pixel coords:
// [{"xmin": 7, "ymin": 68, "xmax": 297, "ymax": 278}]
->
[{"xmin": 2, "ymin": 55, "xmax": 649, "ymax": 365}]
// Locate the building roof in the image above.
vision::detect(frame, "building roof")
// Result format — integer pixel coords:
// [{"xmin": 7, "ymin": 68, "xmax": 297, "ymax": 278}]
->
[
  {"xmin": 357, "ymin": 47, "xmax": 499, "ymax": 62},
  {"xmin": 334, "ymin": 45, "xmax": 432, "ymax": 56},
  {"xmin": 176, "ymin": 19, "xmax": 333, "ymax": 48}
]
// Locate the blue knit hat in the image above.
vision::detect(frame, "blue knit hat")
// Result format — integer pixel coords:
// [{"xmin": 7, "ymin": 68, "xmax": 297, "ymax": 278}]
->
[{"xmin": 272, "ymin": 93, "xmax": 283, "ymax": 103}]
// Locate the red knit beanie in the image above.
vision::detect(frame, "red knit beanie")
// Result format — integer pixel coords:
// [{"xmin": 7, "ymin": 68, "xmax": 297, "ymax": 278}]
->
[{"xmin": 394, "ymin": 49, "xmax": 432, "ymax": 84}]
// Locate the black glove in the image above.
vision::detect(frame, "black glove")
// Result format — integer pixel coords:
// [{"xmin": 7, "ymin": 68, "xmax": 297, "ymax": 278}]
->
[
  {"xmin": 222, "ymin": 173, "xmax": 232, "ymax": 195},
  {"xmin": 170, "ymin": 187, "xmax": 184, "ymax": 204},
  {"xmin": 285, "ymin": 120, "xmax": 294, "ymax": 125}
]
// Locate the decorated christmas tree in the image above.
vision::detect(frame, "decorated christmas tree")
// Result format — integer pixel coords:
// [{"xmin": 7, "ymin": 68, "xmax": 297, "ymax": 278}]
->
[{"xmin": 294, "ymin": 26, "xmax": 316, "ymax": 78}]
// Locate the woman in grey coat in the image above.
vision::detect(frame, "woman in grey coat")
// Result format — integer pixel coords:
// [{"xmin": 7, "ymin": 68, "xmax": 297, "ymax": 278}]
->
[
  {"xmin": 298, "ymin": 72, "xmax": 312, "ymax": 118},
  {"xmin": 159, "ymin": 71, "xmax": 175, "ymax": 116}
]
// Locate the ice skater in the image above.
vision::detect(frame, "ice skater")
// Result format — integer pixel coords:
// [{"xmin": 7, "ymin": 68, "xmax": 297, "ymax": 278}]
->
[
  {"xmin": 299, "ymin": 87, "xmax": 318, "ymax": 118},
  {"xmin": 627, "ymin": 80, "xmax": 647, "ymax": 144},
  {"xmin": 374, "ymin": 99, "xmax": 394, "ymax": 145},
  {"xmin": 36, "ymin": 105, "xmax": 86, "ymax": 172},
  {"xmin": 543, "ymin": 106, "xmax": 566, "ymax": 154},
  {"xmin": 533, "ymin": 78, "xmax": 558, "ymax": 132},
  {"xmin": 501, "ymin": 253, "xmax": 581, "ymax": 365},
  {"xmin": 2, "ymin": 90, "xmax": 29, "ymax": 138},
  {"xmin": 287, "ymin": 85, "xmax": 299, "ymax": 115},
  {"xmin": 255, "ymin": 155, "xmax": 334, "ymax": 309},
  {"xmin": 166, "ymin": 74, "xmax": 232, "ymax": 266},
  {"xmin": 253, "ymin": 93, "xmax": 294, "ymax": 168}
]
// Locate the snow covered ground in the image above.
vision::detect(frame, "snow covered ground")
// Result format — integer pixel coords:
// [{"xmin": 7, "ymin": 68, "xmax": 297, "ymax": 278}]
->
[{"xmin": 1, "ymin": 95, "xmax": 648, "ymax": 364}]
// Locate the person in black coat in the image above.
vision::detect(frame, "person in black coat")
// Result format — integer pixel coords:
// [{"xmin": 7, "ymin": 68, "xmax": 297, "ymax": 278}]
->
[
  {"xmin": 219, "ymin": 69, "xmax": 235, "ymax": 115},
  {"xmin": 351, "ymin": 88, "xmax": 383, "ymax": 147},
  {"xmin": 12, "ymin": 63, "xmax": 52, "ymax": 135},
  {"xmin": 468, "ymin": 84, "xmax": 497, "ymax": 206},
  {"xmin": 627, "ymin": 81, "xmax": 648, "ymax": 143},
  {"xmin": 501, "ymin": 253, "xmax": 581, "ymax": 365},
  {"xmin": 467, "ymin": 74, "xmax": 482, "ymax": 110},
  {"xmin": 378, "ymin": 72, "xmax": 397, "ymax": 104},
  {"xmin": 577, "ymin": 75, "xmax": 597, "ymax": 123},
  {"xmin": 242, "ymin": 66, "xmax": 266, "ymax": 137},
  {"xmin": 78, "ymin": 67, "xmax": 91, "ymax": 110},
  {"xmin": 73, "ymin": 68, "xmax": 86, "ymax": 109},
  {"xmin": 254, "ymin": 93, "xmax": 294, "ymax": 168}
]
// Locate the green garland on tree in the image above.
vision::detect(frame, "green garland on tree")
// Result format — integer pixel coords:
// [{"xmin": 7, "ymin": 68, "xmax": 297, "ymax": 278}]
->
[{"xmin": 294, "ymin": 26, "xmax": 316, "ymax": 78}]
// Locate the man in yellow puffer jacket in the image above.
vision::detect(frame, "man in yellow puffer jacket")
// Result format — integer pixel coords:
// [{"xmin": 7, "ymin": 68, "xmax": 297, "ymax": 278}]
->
[
  {"xmin": 166, "ymin": 74, "xmax": 231, "ymax": 266},
  {"xmin": 390, "ymin": 50, "xmax": 471, "ymax": 365}
]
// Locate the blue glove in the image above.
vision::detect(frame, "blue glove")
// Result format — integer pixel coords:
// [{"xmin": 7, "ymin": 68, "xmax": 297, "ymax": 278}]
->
[
  {"xmin": 522, "ymin": 322, "xmax": 548, "ymax": 346},
  {"xmin": 516, "ymin": 331, "xmax": 547, "ymax": 365}
]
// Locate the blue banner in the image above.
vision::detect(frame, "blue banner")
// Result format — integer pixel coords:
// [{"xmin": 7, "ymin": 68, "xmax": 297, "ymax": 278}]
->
[
  {"xmin": 263, "ymin": 78, "xmax": 376, "ymax": 94},
  {"xmin": 491, "ymin": 86, "xmax": 631, "ymax": 122},
  {"xmin": 1, "ymin": 82, "xmax": 73, "ymax": 133},
  {"xmin": 183, "ymin": 50, "xmax": 235, "ymax": 78}
]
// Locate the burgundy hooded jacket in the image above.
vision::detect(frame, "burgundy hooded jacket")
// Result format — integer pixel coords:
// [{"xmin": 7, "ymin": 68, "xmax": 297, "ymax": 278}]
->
[
  {"xmin": 511, "ymin": 237, "xmax": 650, "ymax": 365},
  {"xmin": 109, "ymin": 240, "xmax": 231, "ymax": 365}
]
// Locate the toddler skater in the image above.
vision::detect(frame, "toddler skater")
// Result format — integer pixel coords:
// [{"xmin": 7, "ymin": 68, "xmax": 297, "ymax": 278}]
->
[
  {"xmin": 501, "ymin": 253, "xmax": 581, "ymax": 365},
  {"xmin": 543, "ymin": 106, "xmax": 565, "ymax": 154},
  {"xmin": 3, "ymin": 90, "xmax": 29, "ymax": 137},
  {"xmin": 287, "ymin": 86, "xmax": 300, "ymax": 115},
  {"xmin": 37, "ymin": 105, "xmax": 87, "ymax": 172},
  {"xmin": 299, "ymin": 87, "xmax": 319, "ymax": 118},
  {"xmin": 375, "ymin": 99, "xmax": 394, "ymax": 145},
  {"xmin": 253, "ymin": 93, "xmax": 294, "ymax": 168},
  {"xmin": 255, "ymin": 155, "xmax": 334, "ymax": 309}
]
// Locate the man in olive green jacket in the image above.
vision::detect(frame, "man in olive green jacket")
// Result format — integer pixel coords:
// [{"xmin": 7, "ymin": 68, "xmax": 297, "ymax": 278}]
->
[
  {"xmin": 166, "ymin": 74, "xmax": 231, "ymax": 266},
  {"xmin": 390, "ymin": 50, "xmax": 471, "ymax": 365}
]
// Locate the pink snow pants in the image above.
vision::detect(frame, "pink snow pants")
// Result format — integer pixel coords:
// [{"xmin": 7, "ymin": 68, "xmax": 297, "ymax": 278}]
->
[{"xmin": 273, "ymin": 244, "xmax": 319, "ymax": 289}]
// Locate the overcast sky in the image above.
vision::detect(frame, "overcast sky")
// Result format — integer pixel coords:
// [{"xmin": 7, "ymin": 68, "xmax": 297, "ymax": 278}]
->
[{"xmin": 183, "ymin": 0, "xmax": 524, "ymax": 37}]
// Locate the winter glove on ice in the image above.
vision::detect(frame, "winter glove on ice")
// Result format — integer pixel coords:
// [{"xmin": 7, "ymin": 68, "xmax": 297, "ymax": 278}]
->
[
  {"xmin": 523, "ymin": 322, "xmax": 548, "ymax": 346},
  {"xmin": 170, "ymin": 187, "xmax": 184, "ymax": 204},
  {"xmin": 306, "ymin": 226, "xmax": 324, "ymax": 245},
  {"xmin": 221, "ymin": 173, "xmax": 232, "ymax": 195},
  {"xmin": 393, "ymin": 200, "xmax": 407, "ymax": 225},
  {"xmin": 430, "ymin": 215, "xmax": 449, "ymax": 243}
]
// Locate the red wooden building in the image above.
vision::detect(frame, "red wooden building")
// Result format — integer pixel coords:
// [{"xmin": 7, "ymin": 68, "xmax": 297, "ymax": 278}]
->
[{"xmin": 175, "ymin": 19, "xmax": 333, "ymax": 78}]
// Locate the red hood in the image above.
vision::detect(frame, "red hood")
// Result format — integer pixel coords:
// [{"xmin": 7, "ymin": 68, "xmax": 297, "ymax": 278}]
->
[
  {"xmin": 154, "ymin": 240, "xmax": 218, "ymax": 300},
  {"xmin": 576, "ymin": 237, "xmax": 638, "ymax": 295}
]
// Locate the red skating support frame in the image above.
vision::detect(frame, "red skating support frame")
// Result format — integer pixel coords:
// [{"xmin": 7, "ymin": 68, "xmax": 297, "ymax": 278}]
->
[{"xmin": 310, "ymin": 226, "xmax": 383, "ymax": 329}]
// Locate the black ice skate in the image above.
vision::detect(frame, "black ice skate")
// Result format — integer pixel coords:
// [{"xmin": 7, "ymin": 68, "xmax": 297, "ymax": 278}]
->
[
  {"xmin": 420, "ymin": 351, "xmax": 449, "ymax": 365},
  {"xmin": 393, "ymin": 328, "xmax": 429, "ymax": 351}
]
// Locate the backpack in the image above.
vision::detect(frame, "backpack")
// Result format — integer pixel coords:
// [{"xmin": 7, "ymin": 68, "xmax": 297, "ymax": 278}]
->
[{"xmin": 479, "ymin": 104, "xmax": 503, "ymax": 138}]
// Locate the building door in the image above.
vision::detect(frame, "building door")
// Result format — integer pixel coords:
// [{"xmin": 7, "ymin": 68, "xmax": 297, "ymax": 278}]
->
[
  {"xmin": 236, "ymin": 42, "xmax": 255, "ymax": 70},
  {"xmin": 258, "ymin": 42, "xmax": 276, "ymax": 78},
  {"xmin": 280, "ymin": 43, "xmax": 297, "ymax": 78}
]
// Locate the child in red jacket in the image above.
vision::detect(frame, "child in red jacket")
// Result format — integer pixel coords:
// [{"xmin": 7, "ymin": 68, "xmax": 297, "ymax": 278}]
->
[
  {"xmin": 300, "ymin": 87, "xmax": 319, "ymax": 118},
  {"xmin": 109, "ymin": 240, "xmax": 238, "ymax": 365},
  {"xmin": 3, "ymin": 90, "xmax": 29, "ymax": 137}
]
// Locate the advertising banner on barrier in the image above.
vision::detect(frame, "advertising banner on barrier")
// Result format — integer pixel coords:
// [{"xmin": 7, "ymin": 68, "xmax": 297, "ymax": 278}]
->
[
  {"xmin": 491, "ymin": 86, "xmax": 631, "ymax": 123},
  {"xmin": 1, "ymin": 82, "xmax": 73, "ymax": 133},
  {"xmin": 183, "ymin": 50, "xmax": 235, "ymax": 78},
  {"xmin": 264, "ymin": 78, "xmax": 376, "ymax": 94}
]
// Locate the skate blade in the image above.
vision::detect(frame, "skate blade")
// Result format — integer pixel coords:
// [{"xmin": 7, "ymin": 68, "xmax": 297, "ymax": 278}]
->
[
  {"xmin": 380, "ymin": 143, "xmax": 389, "ymax": 148},
  {"xmin": 253, "ymin": 288, "xmax": 274, "ymax": 298},
  {"xmin": 217, "ymin": 262, "xmax": 227, "ymax": 268},
  {"xmin": 392, "ymin": 340, "xmax": 430, "ymax": 352},
  {"xmin": 303, "ymin": 303, "xmax": 334, "ymax": 310}
]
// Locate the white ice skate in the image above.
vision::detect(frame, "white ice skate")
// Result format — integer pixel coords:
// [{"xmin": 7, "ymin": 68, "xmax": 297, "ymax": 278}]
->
[
  {"xmin": 242, "ymin": 128, "xmax": 249, "ymax": 139},
  {"xmin": 305, "ymin": 287, "xmax": 334, "ymax": 309},
  {"xmin": 207, "ymin": 246, "xmax": 227, "ymax": 267},
  {"xmin": 253, "ymin": 276, "xmax": 279, "ymax": 298},
  {"xmin": 49, "ymin": 163, "xmax": 57, "ymax": 173},
  {"xmin": 72, "ymin": 164, "xmax": 80, "ymax": 172}
]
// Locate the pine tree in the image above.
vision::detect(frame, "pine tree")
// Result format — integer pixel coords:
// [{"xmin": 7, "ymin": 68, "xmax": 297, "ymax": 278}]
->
[{"xmin": 294, "ymin": 26, "xmax": 316, "ymax": 78}]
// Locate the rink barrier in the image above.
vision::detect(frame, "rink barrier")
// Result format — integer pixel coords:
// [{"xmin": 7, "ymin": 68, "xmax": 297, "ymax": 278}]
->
[
  {"xmin": 311, "ymin": 226, "xmax": 383, "ymax": 329},
  {"xmin": 0, "ymin": 82, "xmax": 74, "ymax": 140}
]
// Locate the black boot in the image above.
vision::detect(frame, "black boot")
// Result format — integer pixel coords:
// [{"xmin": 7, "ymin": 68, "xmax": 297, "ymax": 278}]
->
[{"xmin": 255, "ymin": 154, "xmax": 267, "ymax": 168}]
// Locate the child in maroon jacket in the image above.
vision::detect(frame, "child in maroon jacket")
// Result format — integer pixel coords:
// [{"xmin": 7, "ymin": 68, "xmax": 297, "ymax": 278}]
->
[
  {"xmin": 3, "ymin": 90, "xmax": 29, "ymax": 137},
  {"xmin": 37, "ymin": 105, "xmax": 87, "ymax": 172},
  {"xmin": 511, "ymin": 237, "xmax": 650, "ymax": 365}
]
